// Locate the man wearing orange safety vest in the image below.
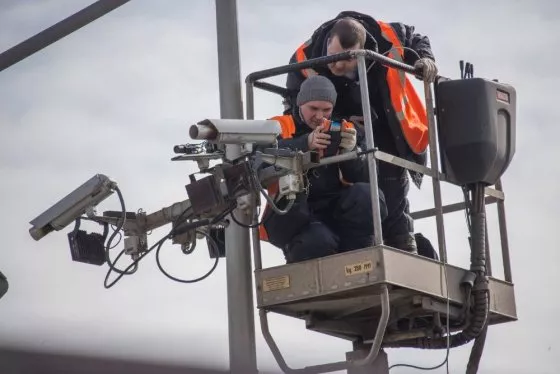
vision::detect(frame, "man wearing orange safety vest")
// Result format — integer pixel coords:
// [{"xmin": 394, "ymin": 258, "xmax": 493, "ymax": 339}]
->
[
  {"xmin": 260, "ymin": 75, "xmax": 387, "ymax": 263},
  {"xmin": 285, "ymin": 11, "xmax": 438, "ymax": 254}
]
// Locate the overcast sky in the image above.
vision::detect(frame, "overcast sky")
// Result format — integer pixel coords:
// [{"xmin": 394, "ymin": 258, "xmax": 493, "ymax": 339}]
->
[{"xmin": 0, "ymin": 0, "xmax": 558, "ymax": 373}]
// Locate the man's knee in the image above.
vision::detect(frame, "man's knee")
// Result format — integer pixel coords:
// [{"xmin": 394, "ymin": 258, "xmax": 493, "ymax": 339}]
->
[
  {"xmin": 285, "ymin": 222, "xmax": 339, "ymax": 263},
  {"xmin": 340, "ymin": 182, "xmax": 387, "ymax": 223}
]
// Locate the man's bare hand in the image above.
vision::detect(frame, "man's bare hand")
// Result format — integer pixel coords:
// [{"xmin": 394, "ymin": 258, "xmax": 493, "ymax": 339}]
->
[{"xmin": 308, "ymin": 124, "xmax": 331, "ymax": 151}]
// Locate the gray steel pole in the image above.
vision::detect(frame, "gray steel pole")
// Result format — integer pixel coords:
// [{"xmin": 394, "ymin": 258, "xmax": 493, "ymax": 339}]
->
[
  {"xmin": 0, "ymin": 0, "xmax": 131, "ymax": 72},
  {"xmin": 215, "ymin": 1, "xmax": 258, "ymax": 373},
  {"xmin": 357, "ymin": 55, "xmax": 384, "ymax": 245}
]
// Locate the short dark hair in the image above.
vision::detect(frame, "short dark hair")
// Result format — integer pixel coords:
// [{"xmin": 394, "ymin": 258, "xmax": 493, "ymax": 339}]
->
[{"xmin": 328, "ymin": 17, "xmax": 366, "ymax": 49}]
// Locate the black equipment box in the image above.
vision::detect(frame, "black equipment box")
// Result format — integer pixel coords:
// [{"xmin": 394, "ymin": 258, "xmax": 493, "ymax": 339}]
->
[{"xmin": 436, "ymin": 77, "xmax": 516, "ymax": 186}]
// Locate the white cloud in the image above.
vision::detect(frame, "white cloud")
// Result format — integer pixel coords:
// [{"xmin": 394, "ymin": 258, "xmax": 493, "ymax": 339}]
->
[{"xmin": 1, "ymin": 1, "xmax": 559, "ymax": 373}]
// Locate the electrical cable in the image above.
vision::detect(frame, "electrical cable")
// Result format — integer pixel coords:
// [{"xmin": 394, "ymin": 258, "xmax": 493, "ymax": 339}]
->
[
  {"xmin": 104, "ymin": 234, "xmax": 168, "ymax": 289},
  {"xmin": 108, "ymin": 225, "xmax": 122, "ymax": 249},
  {"xmin": 388, "ymin": 150, "xmax": 458, "ymax": 374},
  {"xmin": 230, "ymin": 191, "xmax": 284, "ymax": 229},
  {"xmin": 155, "ymin": 229, "xmax": 220, "ymax": 284},
  {"xmin": 387, "ymin": 184, "xmax": 490, "ymax": 371},
  {"xmin": 181, "ymin": 236, "xmax": 196, "ymax": 255},
  {"xmin": 227, "ymin": 161, "xmax": 302, "ymax": 229},
  {"xmin": 250, "ymin": 163, "xmax": 298, "ymax": 216},
  {"xmin": 231, "ymin": 206, "xmax": 271, "ymax": 229},
  {"xmin": 151, "ymin": 203, "xmax": 235, "ymax": 284},
  {"xmin": 388, "ymin": 262, "xmax": 451, "ymax": 373},
  {"xmin": 104, "ymin": 205, "xmax": 194, "ymax": 289},
  {"xmin": 104, "ymin": 186, "xmax": 138, "ymax": 276},
  {"xmin": 388, "ymin": 186, "xmax": 479, "ymax": 372}
]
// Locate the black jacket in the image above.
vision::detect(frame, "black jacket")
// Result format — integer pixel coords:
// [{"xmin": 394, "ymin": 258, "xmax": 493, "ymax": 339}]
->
[
  {"xmin": 277, "ymin": 109, "xmax": 367, "ymax": 200},
  {"xmin": 285, "ymin": 11, "xmax": 435, "ymax": 187},
  {"xmin": 260, "ymin": 110, "xmax": 368, "ymax": 249}
]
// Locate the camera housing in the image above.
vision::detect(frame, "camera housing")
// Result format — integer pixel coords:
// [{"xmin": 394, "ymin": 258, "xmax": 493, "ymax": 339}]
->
[
  {"xmin": 189, "ymin": 119, "xmax": 281, "ymax": 145},
  {"xmin": 29, "ymin": 174, "xmax": 116, "ymax": 241}
]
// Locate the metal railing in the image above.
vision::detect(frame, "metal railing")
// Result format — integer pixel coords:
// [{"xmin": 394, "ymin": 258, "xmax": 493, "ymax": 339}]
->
[{"xmin": 244, "ymin": 48, "xmax": 512, "ymax": 373}]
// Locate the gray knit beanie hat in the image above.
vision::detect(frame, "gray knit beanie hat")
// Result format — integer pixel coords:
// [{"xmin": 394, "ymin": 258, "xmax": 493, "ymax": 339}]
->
[{"xmin": 296, "ymin": 75, "xmax": 337, "ymax": 106}]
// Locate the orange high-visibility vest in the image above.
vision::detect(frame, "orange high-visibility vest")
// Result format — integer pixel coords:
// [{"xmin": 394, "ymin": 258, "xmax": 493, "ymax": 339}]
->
[
  {"xmin": 258, "ymin": 115, "xmax": 295, "ymax": 241},
  {"xmin": 293, "ymin": 21, "xmax": 429, "ymax": 155}
]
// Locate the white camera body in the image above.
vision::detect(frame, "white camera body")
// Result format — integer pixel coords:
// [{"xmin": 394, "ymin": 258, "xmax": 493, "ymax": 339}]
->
[
  {"xmin": 189, "ymin": 119, "xmax": 281, "ymax": 145},
  {"xmin": 29, "ymin": 174, "xmax": 116, "ymax": 241}
]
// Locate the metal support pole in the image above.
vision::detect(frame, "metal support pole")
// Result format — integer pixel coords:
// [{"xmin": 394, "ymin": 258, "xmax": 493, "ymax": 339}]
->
[
  {"xmin": 495, "ymin": 179, "xmax": 513, "ymax": 282},
  {"xmin": 0, "ymin": 0, "xmax": 131, "ymax": 72},
  {"xmin": 424, "ymin": 81, "xmax": 448, "ymax": 263},
  {"xmin": 357, "ymin": 55, "xmax": 383, "ymax": 245},
  {"xmin": 246, "ymin": 82, "xmax": 264, "ymax": 272},
  {"xmin": 215, "ymin": 1, "xmax": 257, "ymax": 373}
]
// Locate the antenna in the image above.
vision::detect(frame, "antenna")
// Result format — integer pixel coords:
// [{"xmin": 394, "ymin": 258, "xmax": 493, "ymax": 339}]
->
[{"xmin": 460, "ymin": 60, "xmax": 475, "ymax": 79}]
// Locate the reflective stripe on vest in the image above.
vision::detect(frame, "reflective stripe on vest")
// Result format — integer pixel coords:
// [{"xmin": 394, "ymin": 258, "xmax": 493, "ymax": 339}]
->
[
  {"xmin": 377, "ymin": 21, "xmax": 429, "ymax": 154},
  {"xmin": 295, "ymin": 39, "xmax": 318, "ymax": 78},
  {"xmin": 258, "ymin": 115, "xmax": 296, "ymax": 241}
]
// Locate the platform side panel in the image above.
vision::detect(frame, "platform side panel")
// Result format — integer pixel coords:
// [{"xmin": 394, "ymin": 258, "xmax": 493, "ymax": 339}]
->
[
  {"xmin": 382, "ymin": 248, "xmax": 465, "ymax": 304},
  {"xmin": 319, "ymin": 247, "xmax": 385, "ymax": 295},
  {"xmin": 488, "ymin": 278, "xmax": 517, "ymax": 321},
  {"xmin": 255, "ymin": 261, "xmax": 320, "ymax": 307}
]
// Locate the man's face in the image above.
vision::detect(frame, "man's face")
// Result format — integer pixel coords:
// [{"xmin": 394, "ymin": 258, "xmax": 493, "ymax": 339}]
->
[
  {"xmin": 300, "ymin": 100, "xmax": 333, "ymax": 129},
  {"xmin": 326, "ymin": 35, "xmax": 359, "ymax": 76}
]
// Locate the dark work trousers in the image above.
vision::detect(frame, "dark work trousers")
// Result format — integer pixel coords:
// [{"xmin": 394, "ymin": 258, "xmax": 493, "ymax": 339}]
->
[
  {"xmin": 356, "ymin": 124, "xmax": 414, "ymax": 248},
  {"xmin": 377, "ymin": 161, "xmax": 414, "ymax": 245},
  {"xmin": 282, "ymin": 182, "xmax": 387, "ymax": 264}
]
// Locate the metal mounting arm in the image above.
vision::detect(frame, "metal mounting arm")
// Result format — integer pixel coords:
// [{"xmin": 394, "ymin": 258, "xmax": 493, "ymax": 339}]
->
[
  {"xmin": 88, "ymin": 199, "xmax": 193, "ymax": 237},
  {"xmin": 260, "ymin": 285, "xmax": 391, "ymax": 374}
]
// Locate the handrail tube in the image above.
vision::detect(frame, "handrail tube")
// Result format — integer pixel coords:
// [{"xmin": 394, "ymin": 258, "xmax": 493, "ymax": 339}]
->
[
  {"xmin": 349, "ymin": 284, "xmax": 391, "ymax": 367},
  {"xmin": 246, "ymin": 51, "xmax": 354, "ymax": 83},
  {"xmin": 259, "ymin": 285, "xmax": 391, "ymax": 373},
  {"xmin": 245, "ymin": 49, "xmax": 421, "ymax": 84},
  {"xmin": 357, "ymin": 55, "xmax": 384, "ymax": 246},
  {"xmin": 495, "ymin": 179, "xmax": 513, "ymax": 282},
  {"xmin": 424, "ymin": 81, "xmax": 448, "ymax": 263},
  {"xmin": 410, "ymin": 196, "xmax": 499, "ymax": 220},
  {"xmin": 253, "ymin": 81, "xmax": 289, "ymax": 97}
]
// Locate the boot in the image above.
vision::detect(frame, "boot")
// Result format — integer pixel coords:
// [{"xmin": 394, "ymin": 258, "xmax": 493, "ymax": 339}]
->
[{"xmin": 385, "ymin": 233, "xmax": 418, "ymax": 254}]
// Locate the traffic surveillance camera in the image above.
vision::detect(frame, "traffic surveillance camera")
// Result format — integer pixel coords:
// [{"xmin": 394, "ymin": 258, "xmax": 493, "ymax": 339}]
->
[
  {"xmin": 29, "ymin": 174, "xmax": 117, "ymax": 241},
  {"xmin": 189, "ymin": 119, "xmax": 281, "ymax": 145}
]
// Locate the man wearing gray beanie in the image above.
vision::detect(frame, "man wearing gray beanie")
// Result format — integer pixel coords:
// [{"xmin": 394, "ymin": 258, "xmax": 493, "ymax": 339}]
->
[
  {"xmin": 258, "ymin": 76, "xmax": 388, "ymax": 264},
  {"xmin": 296, "ymin": 75, "xmax": 338, "ymax": 107}
]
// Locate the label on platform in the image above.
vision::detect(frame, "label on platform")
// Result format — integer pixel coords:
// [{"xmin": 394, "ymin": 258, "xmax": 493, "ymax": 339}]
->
[
  {"xmin": 344, "ymin": 260, "xmax": 373, "ymax": 276},
  {"xmin": 262, "ymin": 275, "xmax": 290, "ymax": 292}
]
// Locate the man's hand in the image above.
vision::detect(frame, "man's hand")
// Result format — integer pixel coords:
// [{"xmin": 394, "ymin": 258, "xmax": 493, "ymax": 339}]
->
[
  {"xmin": 348, "ymin": 115, "xmax": 364, "ymax": 127},
  {"xmin": 414, "ymin": 58, "xmax": 438, "ymax": 83},
  {"xmin": 307, "ymin": 124, "xmax": 331, "ymax": 151},
  {"xmin": 340, "ymin": 126, "xmax": 357, "ymax": 152}
]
